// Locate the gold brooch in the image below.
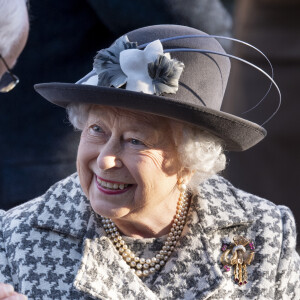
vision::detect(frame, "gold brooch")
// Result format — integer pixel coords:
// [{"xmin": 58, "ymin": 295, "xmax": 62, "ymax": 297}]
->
[{"xmin": 220, "ymin": 236, "xmax": 255, "ymax": 285}]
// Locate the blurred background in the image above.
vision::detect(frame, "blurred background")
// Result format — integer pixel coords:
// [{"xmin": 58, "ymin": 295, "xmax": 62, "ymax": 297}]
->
[{"xmin": 0, "ymin": 0, "xmax": 299, "ymax": 245}]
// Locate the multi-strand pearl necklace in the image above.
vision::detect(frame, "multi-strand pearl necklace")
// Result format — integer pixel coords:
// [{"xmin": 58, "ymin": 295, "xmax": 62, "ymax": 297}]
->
[{"xmin": 101, "ymin": 184, "xmax": 189, "ymax": 277}]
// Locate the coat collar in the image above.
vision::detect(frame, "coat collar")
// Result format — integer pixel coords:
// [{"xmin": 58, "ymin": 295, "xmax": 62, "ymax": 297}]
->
[
  {"xmin": 31, "ymin": 173, "xmax": 253, "ymax": 238},
  {"xmin": 31, "ymin": 173, "xmax": 254, "ymax": 299}
]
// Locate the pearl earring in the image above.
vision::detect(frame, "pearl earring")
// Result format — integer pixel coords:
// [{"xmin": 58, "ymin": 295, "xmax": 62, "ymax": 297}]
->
[{"xmin": 178, "ymin": 179, "xmax": 187, "ymax": 192}]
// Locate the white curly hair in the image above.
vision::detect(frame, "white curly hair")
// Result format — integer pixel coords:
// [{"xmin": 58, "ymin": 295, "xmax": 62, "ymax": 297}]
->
[{"xmin": 67, "ymin": 103, "xmax": 226, "ymax": 194}]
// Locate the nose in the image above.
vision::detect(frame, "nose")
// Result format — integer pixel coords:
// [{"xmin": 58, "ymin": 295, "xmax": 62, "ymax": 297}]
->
[{"xmin": 97, "ymin": 138, "xmax": 122, "ymax": 170}]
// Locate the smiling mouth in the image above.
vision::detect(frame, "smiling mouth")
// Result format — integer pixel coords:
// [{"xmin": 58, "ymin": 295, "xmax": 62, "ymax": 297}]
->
[{"xmin": 96, "ymin": 176, "xmax": 132, "ymax": 191}]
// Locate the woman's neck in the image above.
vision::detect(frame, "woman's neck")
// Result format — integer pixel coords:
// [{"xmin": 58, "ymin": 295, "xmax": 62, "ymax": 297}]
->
[
  {"xmin": 111, "ymin": 194, "xmax": 180, "ymax": 239},
  {"xmin": 113, "ymin": 217, "xmax": 173, "ymax": 239}
]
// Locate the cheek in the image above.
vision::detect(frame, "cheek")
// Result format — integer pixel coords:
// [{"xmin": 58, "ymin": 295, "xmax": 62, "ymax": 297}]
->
[
  {"xmin": 5, "ymin": 20, "xmax": 29, "ymax": 69},
  {"xmin": 139, "ymin": 151, "xmax": 165, "ymax": 170},
  {"xmin": 77, "ymin": 139, "xmax": 97, "ymax": 195},
  {"xmin": 132, "ymin": 154, "xmax": 179, "ymax": 202},
  {"xmin": 134, "ymin": 151, "xmax": 176, "ymax": 186},
  {"xmin": 139, "ymin": 149, "xmax": 180, "ymax": 177}
]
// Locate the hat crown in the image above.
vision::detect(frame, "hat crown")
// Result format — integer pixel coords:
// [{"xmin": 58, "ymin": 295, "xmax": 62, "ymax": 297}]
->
[{"xmin": 127, "ymin": 24, "xmax": 231, "ymax": 110}]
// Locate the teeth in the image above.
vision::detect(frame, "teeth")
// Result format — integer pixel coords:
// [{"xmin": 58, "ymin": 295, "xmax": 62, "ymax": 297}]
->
[{"xmin": 97, "ymin": 178, "xmax": 129, "ymax": 190}]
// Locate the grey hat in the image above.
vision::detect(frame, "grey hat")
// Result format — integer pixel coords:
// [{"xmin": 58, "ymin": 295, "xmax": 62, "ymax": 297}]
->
[{"xmin": 34, "ymin": 24, "xmax": 267, "ymax": 151}]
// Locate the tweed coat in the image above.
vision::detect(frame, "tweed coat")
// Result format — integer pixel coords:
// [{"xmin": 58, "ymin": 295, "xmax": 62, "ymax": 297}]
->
[{"xmin": 0, "ymin": 173, "xmax": 299, "ymax": 300}]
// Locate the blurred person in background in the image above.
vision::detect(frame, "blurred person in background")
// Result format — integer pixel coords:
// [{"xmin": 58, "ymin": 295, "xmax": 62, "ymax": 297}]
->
[{"xmin": 0, "ymin": 0, "xmax": 29, "ymax": 92}]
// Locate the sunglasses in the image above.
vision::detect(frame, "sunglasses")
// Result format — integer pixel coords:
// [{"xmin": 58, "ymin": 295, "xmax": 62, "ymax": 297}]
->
[{"xmin": 0, "ymin": 54, "xmax": 19, "ymax": 93}]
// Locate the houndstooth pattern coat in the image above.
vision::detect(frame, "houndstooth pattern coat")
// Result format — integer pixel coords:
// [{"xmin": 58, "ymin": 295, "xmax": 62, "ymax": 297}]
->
[{"xmin": 0, "ymin": 173, "xmax": 299, "ymax": 300}]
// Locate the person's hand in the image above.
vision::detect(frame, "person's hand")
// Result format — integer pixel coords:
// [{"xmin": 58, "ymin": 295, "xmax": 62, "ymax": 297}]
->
[{"xmin": 0, "ymin": 283, "xmax": 27, "ymax": 300}]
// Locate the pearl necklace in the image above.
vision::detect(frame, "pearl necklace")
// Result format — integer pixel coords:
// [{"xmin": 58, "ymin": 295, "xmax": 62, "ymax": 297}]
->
[{"xmin": 101, "ymin": 184, "xmax": 189, "ymax": 277}]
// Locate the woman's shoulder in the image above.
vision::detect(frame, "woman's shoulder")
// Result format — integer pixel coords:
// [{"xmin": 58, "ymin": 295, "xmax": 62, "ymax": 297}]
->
[
  {"xmin": 201, "ymin": 175, "xmax": 293, "ymax": 221},
  {"xmin": 227, "ymin": 176, "xmax": 296, "ymax": 230},
  {"xmin": 0, "ymin": 173, "xmax": 91, "ymax": 238},
  {"xmin": 196, "ymin": 175, "xmax": 298, "ymax": 250}
]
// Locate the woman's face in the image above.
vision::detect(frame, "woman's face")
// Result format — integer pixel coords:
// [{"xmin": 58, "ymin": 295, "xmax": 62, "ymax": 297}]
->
[{"xmin": 77, "ymin": 106, "xmax": 182, "ymax": 222}]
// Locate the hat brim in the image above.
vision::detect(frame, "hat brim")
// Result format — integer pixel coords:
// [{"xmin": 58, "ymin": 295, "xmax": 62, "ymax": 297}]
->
[{"xmin": 34, "ymin": 82, "xmax": 266, "ymax": 151}]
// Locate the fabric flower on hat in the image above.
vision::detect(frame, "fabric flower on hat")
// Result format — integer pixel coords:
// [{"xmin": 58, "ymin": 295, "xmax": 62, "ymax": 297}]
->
[
  {"xmin": 93, "ymin": 35, "xmax": 138, "ymax": 88},
  {"xmin": 148, "ymin": 54, "xmax": 184, "ymax": 95},
  {"xmin": 93, "ymin": 35, "xmax": 184, "ymax": 96},
  {"xmin": 120, "ymin": 39, "xmax": 184, "ymax": 95}
]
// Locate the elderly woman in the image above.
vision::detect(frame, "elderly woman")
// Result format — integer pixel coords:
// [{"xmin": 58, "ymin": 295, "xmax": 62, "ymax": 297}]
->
[{"xmin": 0, "ymin": 25, "xmax": 299, "ymax": 300}]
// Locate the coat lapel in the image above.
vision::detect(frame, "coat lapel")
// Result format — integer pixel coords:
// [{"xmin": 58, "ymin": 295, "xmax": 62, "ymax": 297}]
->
[
  {"xmin": 196, "ymin": 176, "xmax": 254, "ymax": 234},
  {"xmin": 74, "ymin": 213, "xmax": 159, "ymax": 300},
  {"xmin": 31, "ymin": 173, "xmax": 92, "ymax": 239},
  {"xmin": 149, "ymin": 201, "xmax": 226, "ymax": 300}
]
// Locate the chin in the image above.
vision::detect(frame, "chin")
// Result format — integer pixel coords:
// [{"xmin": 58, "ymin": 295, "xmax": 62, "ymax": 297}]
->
[
  {"xmin": 89, "ymin": 182, "xmax": 133, "ymax": 219},
  {"xmin": 90, "ymin": 199, "xmax": 131, "ymax": 220}
]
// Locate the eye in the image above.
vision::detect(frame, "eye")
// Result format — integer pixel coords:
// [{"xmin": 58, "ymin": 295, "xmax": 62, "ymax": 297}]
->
[
  {"xmin": 130, "ymin": 139, "xmax": 145, "ymax": 146},
  {"xmin": 89, "ymin": 125, "xmax": 104, "ymax": 134}
]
